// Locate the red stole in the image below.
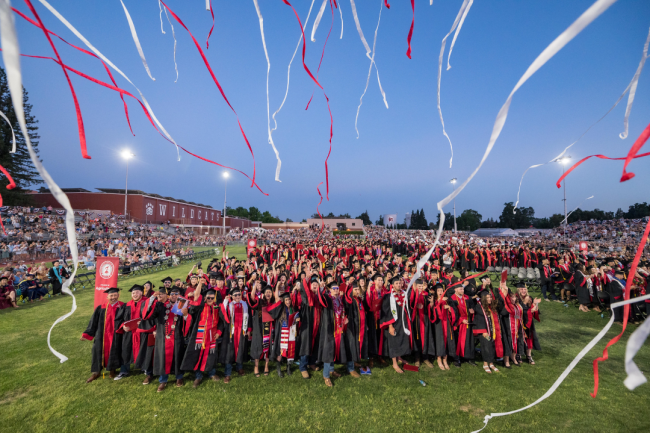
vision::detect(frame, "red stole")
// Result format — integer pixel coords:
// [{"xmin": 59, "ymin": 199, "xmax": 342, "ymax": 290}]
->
[
  {"xmin": 103, "ymin": 302, "xmax": 122, "ymax": 368},
  {"xmin": 127, "ymin": 299, "xmax": 143, "ymax": 362},
  {"xmin": 410, "ymin": 290, "xmax": 427, "ymax": 347},
  {"xmin": 233, "ymin": 302, "xmax": 244, "ymax": 359},
  {"xmin": 451, "ymin": 294, "xmax": 470, "ymax": 358},
  {"xmin": 196, "ymin": 305, "xmax": 220, "ymax": 371}
]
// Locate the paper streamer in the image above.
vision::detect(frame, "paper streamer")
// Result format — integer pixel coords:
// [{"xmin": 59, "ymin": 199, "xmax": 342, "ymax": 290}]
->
[
  {"xmin": 38, "ymin": 0, "xmax": 180, "ymax": 160},
  {"xmin": 437, "ymin": 0, "xmax": 473, "ymax": 168},
  {"xmin": 120, "ymin": 0, "xmax": 155, "ymax": 81},
  {"xmin": 514, "ymin": 24, "xmax": 650, "ymax": 212},
  {"xmin": 439, "ymin": 0, "xmax": 617, "ymax": 226},
  {"xmin": 311, "ymin": 0, "xmax": 328, "ymax": 42},
  {"xmin": 619, "ymin": 26, "xmax": 650, "ymax": 139},
  {"xmin": 160, "ymin": 1, "xmax": 257, "ymax": 188},
  {"xmin": 158, "ymin": 0, "xmax": 178, "ymax": 83},
  {"xmin": 446, "ymin": 0, "xmax": 473, "ymax": 70},
  {"xmin": 591, "ymin": 214, "xmax": 650, "ymax": 398},
  {"xmin": 338, "ymin": 0, "xmax": 343, "ymax": 39},
  {"xmin": 206, "ymin": 0, "xmax": 215, "ymax": 49},
  {"xmin": 556, "ymin": 149, "xmax": 650, "ymax": 188},
  {"xmin": 0, "ymin": 110, "xmax": 16, "ymax": 153},
  {"xmin": 385, "ymin": 0, "xmax": 390, "ymax": 9},
  {"xmin": 352, "ymin": 0, "xmax": 389, "ymax": 138},
  {"xmin": 0, "ymin": 162, "xmax": 16, "ymax": 235},
  {"xmin": 13, "ymin": 7, "xmax": 134, "ymax": 135},
  {"xmin": 0, "ymin": 0, "xmax": 79, "ymax": 363},
  {"xmin": 405, "ymin": 0, "xmax": 414, "ymax": 59},
  {"xmin": 270, "ymin": 0, "xmax": 316, "ymax": 141},
  {"xmin": 560, "ymin": 195, "xmax": 594, "ymax": 225},
  {"xmin": 620, "ymin": 120, "xmax": 650, "ymax": 182},
  {"xmin": 471, "ymin": 293, "xmax": 650, "ymax": 433},
  {"xmin": 252, "ymin": 0, "xmax": 282, "ymax": 182},
  {"xmin": 624, "ymin": 313, "xmax": 650, "ymax": 390}
]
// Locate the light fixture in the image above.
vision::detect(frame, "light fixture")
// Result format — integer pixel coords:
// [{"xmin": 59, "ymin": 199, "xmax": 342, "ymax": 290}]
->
[
  {"xmin": 121, "ymin": 150, "xmax": 134, "ymax": 160},
  {"xmin": 558, "ymin": 156, "xmax": 571, "ymax": 165},
  {"xmin": 450, "ymin": 178, "xmax": 457, "ymax": 184},
  {"xmin": 223, "ymin": 172, "xmax": 230, "ymax": 179}
]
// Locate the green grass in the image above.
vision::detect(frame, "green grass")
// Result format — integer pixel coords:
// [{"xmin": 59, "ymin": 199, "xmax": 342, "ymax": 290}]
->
[{"xmin": 1, "ymin": 258, "xmax": 648, "ymax": 432}]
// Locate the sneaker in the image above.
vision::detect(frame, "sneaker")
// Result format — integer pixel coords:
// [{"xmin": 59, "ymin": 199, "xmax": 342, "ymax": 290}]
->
[
  {"xmin": 114, "ymin": 372, "xmax": 129, "ymax": 381},
  {"xmin": 360, "ymin": 367, "xmax": 372, "ymax": 375}
]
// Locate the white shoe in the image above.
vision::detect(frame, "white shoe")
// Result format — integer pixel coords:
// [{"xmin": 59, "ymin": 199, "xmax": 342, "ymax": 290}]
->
[{"xmin": 114, "ymin": 372, "xmax": 129, "ymax": 381}]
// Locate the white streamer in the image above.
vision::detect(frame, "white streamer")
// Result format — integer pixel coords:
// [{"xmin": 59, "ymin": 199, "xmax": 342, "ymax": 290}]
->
[
  {"xmin": 0, "ymin": 110, "xmax": 16, "ymax": 153},
  {"xmin": 437, "ymin": 0, "xmax": 471, "ymax": 168},
  {"xmin": 0, "ymin": 0, "xmax": 79, "ymax": 363},
  {"xmin": 354, "ymin": 0, "xmax": 387, "ymax": 138},
  {"xmin": 338, "ymin": 0, "xmax": 343, "ymax": 39},
  {"xmin": 624, "ymin": 313, "xmax": 650, "ymax": 390},
  {"xmin": 206, "ymin": 0, "xmax": 210, "ymax": 11},
  {"xmin": 162, "ymin": 3, "xmax": 178, "ymax": 82},
  {"xmin": 311, "ymin": 0, "xmax": 328, "ymax": 42},
  {"xmin": 158, "ymin": 0, "xmax": 165, "ymax": 33},
  {"xmin": 38, "ymin": 0, "xmax": 180, "ymax": 160},
  {"xmin": 120, "ymin": 0, "xmax": 155, "ymax": 81},
  {"xmin": 446, "ymin": 0, "xmax": 473, "ymax": 70},
  {"xmin": 471, "ymin": 294, "xmax": 650, "ymax": 433},
  {"xmin": 440, "ymin": 0, "xmax": 617, "ymax": 221},
  {"xmin": 561, "ymin": 195, "xmax": 594, "ymax": 225},
  {"xmin": 252, "ymin": 0, "xmax": 281, "ymax": 182},
  {"xmin": 271, "ymin": 0, "xmax": 316, "ymax": 133},
  {"xmin": 619, "ymin": 25, "xmax": 650, "ymax": 139}
]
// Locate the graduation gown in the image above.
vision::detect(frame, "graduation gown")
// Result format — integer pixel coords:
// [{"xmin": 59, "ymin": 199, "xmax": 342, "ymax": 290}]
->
[
  {"xmin": 574, "ymin": 271, "xmax": 591, "ymax": 306},
  {"xmin": 269, "ymin": 302, "xmax": 298, "ymax": 361},
  {"xmin": 316, "ymin": 291, "xmax": 351, "ymax": 364},
  {"xmin": 379, "ymin": 290, "xmax": 412, "ymax": 358},
  {"xmin": 449, "ymin": 294, "xmax": 475, "ymax": 359},
  {"xmin": 343, "ymin": 288, "xmax": 370, "ymax": 361},
  {"xmin": 181, "ymin": 297, "xmax": 225, "ymax": 372},
  {"xmin": 499, "ymin": 295, "xmax": 525, "ymax": 357},
  {"xmin": 218, "ymin": 299, "xmax": 252, "ymax": 365},
  {"xmin": 117, "ymin": 299, "xmax": 153, "ymax": 367},
  {"xmin": 142, "ymin": 299, "xmax": 187, "ymax": 376},
  {"xmin": 409, "ymin": 289, "xmax": 435, "ymax": 356},
  {"xmin": 248, "ymin": 294, "xmax": 281, "ymax": 360},
  {"xmin": 521, "ymin": 302, "xmax": 541, "ymax": 351},
  {"xmin": 81, "ymin": 301, "xmax": 125, "ymax": 373},
  {"xmin": 430, "ymin": 299, "xmax": 457, "ymax": 358},
  {"xmin": 472, "ymin": 302, "xmax": 504, "ymax": 363},
  {"xmin": 293, "ymin": 279, "xmax": 322, "ymax": 358},
  {"xmin": 365, "ymin": 284, "xmax": 386, "ymax": 356}
]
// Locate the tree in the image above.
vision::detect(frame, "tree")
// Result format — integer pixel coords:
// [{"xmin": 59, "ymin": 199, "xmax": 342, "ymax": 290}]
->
[
  {"xmin": 481, "ymin": 217, "xmax": 498, "ymax": 228},
  {"xmin": 0, "ymin": 67, "xmax": 42, "ymax": 204},
  {"xmin": 340, "ymin": 212, "xmax": 351, "ymax": 218},
  {"xmin": 498, "ymin": 202, "xmax": 534, "ymax": 228},
  {"xmin": 248, "ymin": 206, "xmax": 262, "ymax": 222},
  {"xmin": 356, "ymin": 210, "xmax": 372, "ymax": 226},
  {"xmin": 285, "ymin": 218, "xmax": 293, "ymax": 222},
  {"xmin": 626, "ymin": 202, "xmax": 650, "ymax": 218},
  {"xmin": 326, "ymin": 212, "xmax": 335, "ymax": 218},
  {"xmin": 457, "ymin": 209, "xmax": 482, "ymax": 232},
  {"xmin": 615, "ymin": 208, "xmax": 625, "ymax": 219},
  {"xmin": 435, "ymin": 211, "xmax": 454, "ymax": 231},
  {"xmin": 375, "ymin": 216, "xmax": 384, "ymax": 226}
]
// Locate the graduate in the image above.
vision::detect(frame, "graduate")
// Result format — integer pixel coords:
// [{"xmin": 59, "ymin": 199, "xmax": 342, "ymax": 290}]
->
[
  {"xmin": 80, "ymin": 287, "xmax": 126, "ymax": 383},
  {"xmin": 247, "ymin": 283, "xmax": 276, "ymax": 377},
  {"xmin": 365, "ymin": 273, "xmax": 387, "ymax": 366},
  {"xmin": 408, "ymin": 278, "xmax": 435, "ymax": 368},
  {"xmin": 449, "ymin": 281, "xmax": 477, "ymax": 368},
  {"xmin": 181, "ymin": 288, "xmax": 225, "ymax": 388},
  {"xmin": 142, "ymin": 281, "xmax": 155, "ymax": 298},
  {"xmin": 430, "ymin": 283, "xmax": 457, "ymax": 370},
  {"xmin": 316, "ymin": 282, "xmax": 356, "ymax": 386},
  {"xmin": 141, "ymin": 286, "xmax": 188, "ymax": 392},
  {"xmin": 380, "ymin": 276, "xmax": 412, "ymax": 374},
  {"xmin": 573, "ymin": 263, "xmax": 593, "ymax": 313},
  {"xmin": 269, "ymin": 291, "xmax": 298, "ymax": 377},
  {"xmin": 343, "ymin": 282, "xmax": 371, "ymax": 374},
  {"xmin": 115, "ymin": 284, "xmax": 149, "ymax": 381},
  {"xmin": 294, "ymin": 267, "xmax": 323, "ymax": 379},
  {"xmin": 498, "ymin": 282, "xmax": 524, "ymax": 368},
  {"xmin": 219, "ymin": 286, "xmax": 252, "ymax": 383},
  {"xmin": 473, "ymin": 291, "xmax": 503, "ymax": 374}
]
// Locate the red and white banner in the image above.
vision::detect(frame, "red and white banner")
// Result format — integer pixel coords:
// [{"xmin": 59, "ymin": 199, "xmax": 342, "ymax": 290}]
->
[
  {"xmin": 247, "ymin": 238, "xmax": 258, "ymax": 255},
  {"xmin": 579, "ymin": 241, "xmax": 589, "ymax": 252},
  {"xmin": 94, "ymin": 257, "xmax": 119, "ymax": 308}
]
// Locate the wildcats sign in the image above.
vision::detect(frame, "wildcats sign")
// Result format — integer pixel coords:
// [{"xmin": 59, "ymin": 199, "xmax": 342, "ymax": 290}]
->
[{"xmin": 383, "ymin": 214, "xmax": 397, "ymax": 227}]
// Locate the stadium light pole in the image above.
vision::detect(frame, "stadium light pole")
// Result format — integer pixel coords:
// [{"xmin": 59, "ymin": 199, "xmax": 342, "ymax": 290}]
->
[
  {"xmin": 450, "ymin": 178, "xmax": 457, "ymax": 233},
  {"xmin": 558, "ymin": 156, "xmax": 571, "ymax": 241},
  {"xmin": 222, "ymin": 172, "xmax": 229, "ymax": 236},
  {"xmin": 121, "ymin": 150, "xmax": 134, "ymax": 220}
]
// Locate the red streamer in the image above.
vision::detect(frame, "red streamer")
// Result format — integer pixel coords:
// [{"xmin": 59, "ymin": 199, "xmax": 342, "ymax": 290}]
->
[
  {"xmin": 12, "ymin": 7, "xmax": 134, "ymax": 136},
  {"xmin": 23, "ymin": 0, "xmax": 90, "ymax": 159},
  {"xmin": 206, "ymin": 0, "xmax": 215, "ymax": 49},
  {"xmin": 556, "ymin": 151, "xmax": 650, "ymax": 189},
  {"xmin": 0, "ymin": 164, "xmax": 16, "ymax": 236},
  {"xmin": 316, "ymin": 182, "xmax": 324, "ymax": 238},
  {"xmin": 406, "ymin": 0, "xmax": 415, "ymax": 59},
  {"xmin": 159, "ymin": 1, "xmax": 257, "ymax": 189},
  {"xmin": 305, "ymin": 0, "xmax": 335, "ymax": 110},
  {"xmin": 620, "ymin": 120, "xmax": 650, "ymax": 182},
  {"xmin": 385, "ymin": 0, "xmax": 391, "ymax": 9},
  {"xmin": 591, "ymin": 215, "xmax": 650, "ymax": 397},
  {"xmin": 9, "ymin": 50, "xmax": 267, "ymax": 196}
]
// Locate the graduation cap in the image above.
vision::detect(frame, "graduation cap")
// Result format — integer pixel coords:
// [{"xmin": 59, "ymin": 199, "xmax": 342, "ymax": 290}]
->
[
  {"xmin": 169, "ymin": 286, "xmax": 181, "ymax": 294},
  {"xmin": 614, "ymin": 268, "xmax": 625, "ymax": 276},
  {"xmin": 143, "ymin": 280, "xmax": 155, "ymax": 288},
  {"xmin": 129, "ymin": 284, "xmax": 144, "ymax": 292},
  {"xmin": 515, "ymin": 282, "xmax": 526, "ymax": 289},
  {"xmin": 205, "ymin": 289, "xmax": 217, "ymax": 297},
  {"xmin": 237, "ymin": 275, "xmax": 246, "ymax": 280},
  {"xmin": 230, "ymin": 287, "xmax": 243, "ymax": 295},
  {"xmin": 105, "ymin": 287, "xmax": 120, "ymax": 294},
  {"xmin": 0, "ymin": 275, "xmax": 8, "ymax": 281},
  {"xmin": 189, "ymin": 273, "xmax": 199, "ymax": 279},
  {"xmin": 161, "ymin": 276, "xmax": 173, "ymax": 283},
  {"xmin": 389, "ymin": 276, "xmax": 402, "ymax": 285},
  {"xmin": 279, "ymin": 292, "xmax": 291, "ymax": 300},
  {"xmin": 261, "ymin": 284, "xmax": 273, "ymax": 293}
]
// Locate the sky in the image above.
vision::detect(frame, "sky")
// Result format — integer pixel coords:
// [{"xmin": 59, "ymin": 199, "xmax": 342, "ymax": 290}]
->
[{"xmin": 5, "ymin": 0, "xmax": 650, "ymax": 224}]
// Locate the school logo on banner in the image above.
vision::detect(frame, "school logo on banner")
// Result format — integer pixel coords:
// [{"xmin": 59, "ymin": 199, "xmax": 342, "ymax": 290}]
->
[
  {"xmin": 99, "ymin": 261, "xmax": 115, "ymax": 280},
  {"xmin": 146, "ymin": 203, "xmax": 154, "ymax": 216}
]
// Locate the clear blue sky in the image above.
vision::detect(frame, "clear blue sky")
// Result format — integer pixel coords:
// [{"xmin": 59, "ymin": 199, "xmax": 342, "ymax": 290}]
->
[{"xmin": 6, "ymin": 0, "xmax": 650, "ymax": 222}]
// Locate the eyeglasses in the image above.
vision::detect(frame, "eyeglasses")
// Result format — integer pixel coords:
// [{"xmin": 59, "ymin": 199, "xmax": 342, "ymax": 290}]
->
[{"xmin": 206, "ymin": 297, "xmax": 215, "ymax": 300}]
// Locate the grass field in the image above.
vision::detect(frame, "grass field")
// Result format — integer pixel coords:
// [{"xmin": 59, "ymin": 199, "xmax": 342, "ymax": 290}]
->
[{"xmin": 1, "ymin": 250, "xmax": 648, "ymax": 433}]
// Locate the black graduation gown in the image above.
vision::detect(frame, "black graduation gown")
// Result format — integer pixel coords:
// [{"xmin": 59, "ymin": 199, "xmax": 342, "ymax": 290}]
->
[
  {"xmin": 430, "ymin": 300, "xmax": 457, "ymax": 358},
  {"xmin": 248, "ymin": 294, "xmax": 280, "ymax": 360},
  {"xmin": 472, "ymin": 304, "xmax": 499, "ymax": 363},
  {"xmin": 143, "ymin": 299, "xmax": 187, "ymax": 376},
  {"xmin": 118, "ymin": 299, "xmax": 155, "ymax": 367},
  {"xmin": 499, "ymin": 296, "xmax": 525, "ymax": 357},
  {"xmin": 316, "ymin": 291, "xmax": 350, "ymax": 364},
  {"xmin": 82, "ymin": 302, "xmax": 125, "ymax": 373},
  {"xmin": 294, "ymin": 279, "xmax": 322, "ymax": 358},
  {"xmin": 268, "ymin": 302, "xmax": 297, "ymax": 360},
  {"xmin": 409, "ymin": 290, "xmax": 435, "ymax": 356},
  {"xmin": 449, "ymin": 294, "xmax": 475, "ymax": 359},
  {"xmin": 343, "ymin": 291, "xmax": 369, "ymax": 361},
  {"xmin": 521, "ymin": 302, "xmax": 541, "ymax": 351},
  {"xmin": 218, "ymin": 300, "xmax": 252, "ymax": 365},
  {"xmin": 180, "ymin": 301, "xmax": 225, "ymax": 372},
  {"xmin": 380, "ymin": 291, "xmax": 412, "ymax": 358},
  {"xmin": 574, "ymin": 272, "xmax": 591, "ymax": 306}
]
